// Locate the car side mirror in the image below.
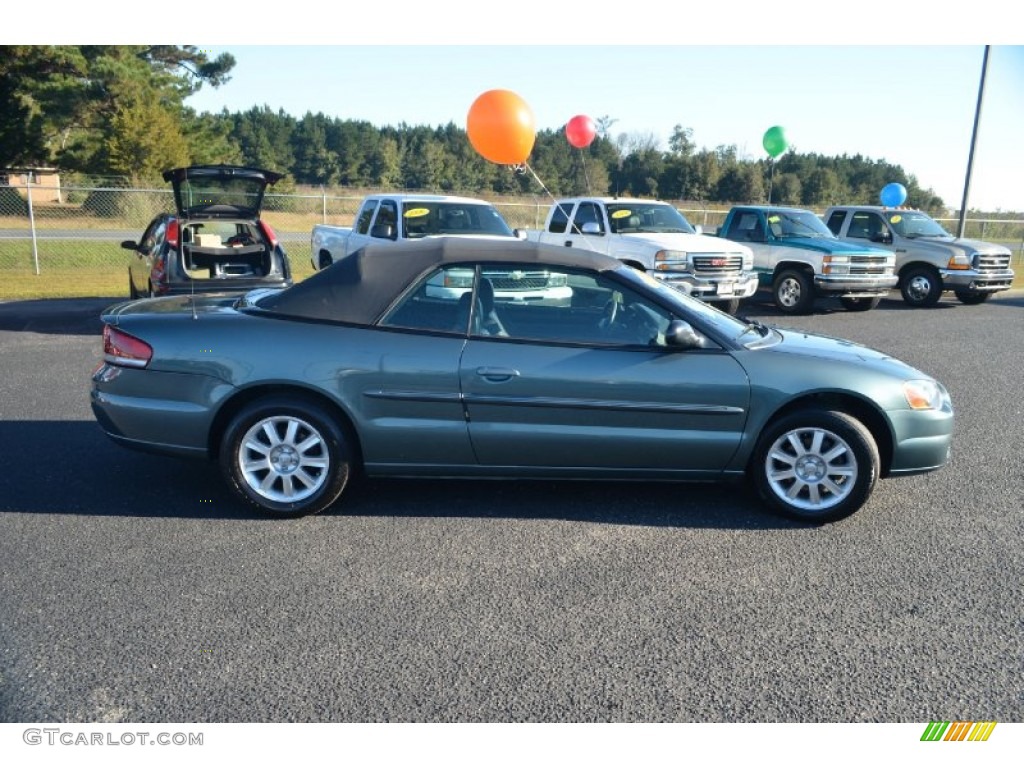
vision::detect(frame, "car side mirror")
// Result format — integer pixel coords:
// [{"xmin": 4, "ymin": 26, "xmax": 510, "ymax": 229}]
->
[
  {"xmin": 371, "ymin": 223, "xmax": 396, "ymax": 240},
  {"xmin": 870, "ymin": 232, "xmax": 892, "ymax": 245},
  {"xmin": 665, "ymin": 319, "xmax": 705, "ymax": 350},
  {"xmin": 513, "ymin": 228, "xmax": 527, "ymax": 241},
  {"xmin": 693, "ymin": 224, "xmax": 704, "ymax": 235},
  {"xmin": 121, "ymin": 240, "xmax": 138, "ymax": 250},
  {"xmin": 580, "ymin": 221, "xmax": 602, "ymax": 236}
]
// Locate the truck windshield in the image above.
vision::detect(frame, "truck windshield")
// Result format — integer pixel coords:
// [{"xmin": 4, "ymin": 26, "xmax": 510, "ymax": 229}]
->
[
  {"xmin": 402, "ymin": 202, "xmax": 515, "ymax": 238},
  {"xmin": 768, "ymin": 210, "xmax": 835, "ymax": 239},
  {"xmin": 886, "ymin": 211, "xmax": 951, "ymax": 239},
  {"xmin": 607, "ymin": 203, "xmax": 697, "ymax": 234}
]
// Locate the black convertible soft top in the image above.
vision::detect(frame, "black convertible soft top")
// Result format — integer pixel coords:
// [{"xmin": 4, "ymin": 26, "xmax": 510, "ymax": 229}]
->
[{"xmin": 257, "ymin": 238, "xmax": 624, "ymax": 324}]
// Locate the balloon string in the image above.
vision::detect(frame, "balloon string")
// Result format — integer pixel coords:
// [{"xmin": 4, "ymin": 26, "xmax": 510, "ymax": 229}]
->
[
  {"xmin": 579, "ymin": 149, "xmax": 591, "ymax": 195},
  {"xmin": 522, "ymin": 162, "xmax": 599, "ymax": 251}
]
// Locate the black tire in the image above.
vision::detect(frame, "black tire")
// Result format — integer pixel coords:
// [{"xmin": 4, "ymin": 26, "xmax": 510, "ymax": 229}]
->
[
  {"xmin": 772, "ymin": 269, "xmax": 815, "ymax": 314},
  {"xmin": 900, "ymin": 266, "xmax": 942, "ymax": 307},
  {"xmin": 839, "ymin": 296, "xmax": 882, "ymax": 312},
  {"xmin": 955, "ymin": 291, "xmax": 990, "ymax": 305},
  {"xmin": 129, "ymin": 270, "xmax": 138, "ymax": 300},
  {"xmin": 711, "ymin": 297, "xmax": 741, "ymax": 315},
  {"xmin": 751, "ymin": 409, "xmax": 879, "ymax": 523},
  {"xmin": 318, "ymin": 252, "xmax": 333, "ymax": 270},
  {"xmin": 219, "ymin": 396, "xmax": 352, "ymax": 517}
]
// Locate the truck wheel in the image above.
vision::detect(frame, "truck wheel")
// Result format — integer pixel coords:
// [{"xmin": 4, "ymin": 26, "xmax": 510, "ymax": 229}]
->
[
  {"xmin": 129, "ymin": 270, "xmax": 138, "ymax": 300},
  {"xmin": 900, "ymin": 266, "xmax": 942, "ymax": 307},
  {"xmin": 839, "ymin": 296, "xmax": 882, "ymax": 312},
  {"xmin": 773, "ymin": 269, "xmax": 814, "ymax": 314},
  {"xmin": 318, "ymin": 252, "xmax": 333, "ymax": 270},
  {"xmin": 955, "ymin": 291, "xmax": 990, "ymax": 305},
  {"xmin": 219, "ymin": 396, "xmax": 352, "ymax": 517},
  {"xmin": 711, "ymin": 298, "xmax": 741, "ymax": 315},
  {"xmin": 751, "ymin": 409, "xmax": 879, "ymax": 523}
]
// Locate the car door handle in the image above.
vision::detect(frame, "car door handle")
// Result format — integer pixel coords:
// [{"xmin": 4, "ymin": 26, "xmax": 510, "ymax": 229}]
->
[
  {"xmin": 476, "ymin": 367, "xmax": 520, "ymax": 382},
  {"xmin": 564, "ymin": 240, "xmax": 573, "ymax": 247}
]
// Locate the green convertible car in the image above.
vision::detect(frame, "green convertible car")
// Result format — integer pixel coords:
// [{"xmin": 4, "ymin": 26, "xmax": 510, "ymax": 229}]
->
[{"xmin": 91, "ymin": 238, "xmax": 953, "ymax": 523}]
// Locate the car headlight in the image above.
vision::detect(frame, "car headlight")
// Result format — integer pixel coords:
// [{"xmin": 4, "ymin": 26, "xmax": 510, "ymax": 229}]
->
[
  {"xmin": 823, "ymin": 255, "xmax": 850, "ymax": 275},
  {"xmin": 947, "ymin": 253, "xmax": 972, "ymax": 270},
  {"xmin": 655, "ymin": 250, "xmax": 689, "ymax": 271},
  {"xmin": 903, "ymin": 379, "xmax": 943, "ymax": 410}
]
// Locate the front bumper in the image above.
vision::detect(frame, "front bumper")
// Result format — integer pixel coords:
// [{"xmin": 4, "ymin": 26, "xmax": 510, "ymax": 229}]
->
[
  {"xmin": 814, "ymin": 274, "xmax": 898, "ymax": 297},
  {"xmin": 654, "ymin": 272, "xmax": 760, "ymax": 301},
  {"xmin": 939, "ymin": 268, "xmax": 1015, "ymax": 293}
]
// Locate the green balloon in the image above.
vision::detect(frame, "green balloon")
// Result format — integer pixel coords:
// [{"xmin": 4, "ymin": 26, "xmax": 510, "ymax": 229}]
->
[{"xmin": 763, "ymin": 126, "xmax": 788, "ymax": 158}]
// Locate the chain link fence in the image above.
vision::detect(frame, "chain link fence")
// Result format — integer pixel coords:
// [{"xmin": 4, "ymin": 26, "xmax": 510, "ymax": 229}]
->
[{"xmin": 2, "ymin": 179, "xmax": 1022, "ymax": 299}]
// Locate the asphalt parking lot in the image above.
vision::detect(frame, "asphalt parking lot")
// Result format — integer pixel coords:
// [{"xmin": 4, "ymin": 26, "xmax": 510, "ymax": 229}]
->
[{"xmin": 0, "ymin": 291, "xmax": 1021, "ymax": 722}]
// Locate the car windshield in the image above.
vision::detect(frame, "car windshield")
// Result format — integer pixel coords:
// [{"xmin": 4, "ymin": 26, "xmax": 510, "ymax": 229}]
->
[
  {"xmin": 402, "ymin": 202, "xmax": 514, "ymax": 238},
  {"xmin": 617, "ymin": 266, "xmax": 753, "ymax": 340},
  {"xmin": 607, "ymin": 203, "xmax": 697, "ymax": 234},
  {"xmin": 886, "ymin": 211, "xmax": 951, "ymax": 239},
  {"xmin": 768, "ymin": 210, "xmax": 835, "ymax": 239}
]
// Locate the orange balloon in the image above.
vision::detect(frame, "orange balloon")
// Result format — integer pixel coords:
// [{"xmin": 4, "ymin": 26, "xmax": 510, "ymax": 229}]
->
[{"xmin": 466, "ymin": 89, "xmax": 536, "ymax": 165}]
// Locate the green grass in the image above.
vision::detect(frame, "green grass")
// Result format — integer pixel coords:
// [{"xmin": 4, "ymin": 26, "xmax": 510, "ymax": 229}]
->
[{"xmin": 0, "ymin": 239, "xmax": 317, "ymax": 300}]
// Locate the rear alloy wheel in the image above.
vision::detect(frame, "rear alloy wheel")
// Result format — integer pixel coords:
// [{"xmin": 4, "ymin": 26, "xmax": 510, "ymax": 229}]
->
[
  {"xmin": 900, "ymin": 266, "xmax": 942, "ymax": 307},
  {"xmin": 220, "ymin": 396, "xmax": 351, "ymax": 517},
  {"xmin": 773, "ymin": 269, "xmax": 815, "ymax": 314},
  {"xmin": 752, "ymin": 409, "xmax": 879, "ymax": 523},
  {"xmin": 711, "ymin": 297, "xmax": 741, "ymax": 315},
  {"xmin": 955, "ymin": 291, "xmax": 990, "ymax": 305},
  {"xmin": 839, "ymin": 296, "xmax": 882, "ymax": 312}
]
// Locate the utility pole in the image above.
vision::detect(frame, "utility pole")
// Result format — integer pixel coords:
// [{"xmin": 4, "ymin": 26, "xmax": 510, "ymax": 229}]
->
[{"xmin": 957, "ymin": 45, "xmax": 990, "ymax": 238}]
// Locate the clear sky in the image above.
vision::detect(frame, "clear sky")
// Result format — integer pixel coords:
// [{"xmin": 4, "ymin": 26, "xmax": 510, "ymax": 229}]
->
[
  {"xmin": 11, "ymin": 4, "xmax": 1024, "ymax": 212},
  {"xmin": 182, "ymin": 44, "xmax": 1023, "ymax": 212}
]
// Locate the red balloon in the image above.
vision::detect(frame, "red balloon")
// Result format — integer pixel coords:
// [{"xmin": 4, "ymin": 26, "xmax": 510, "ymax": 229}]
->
[
  {"xmin": 565, "ymin": 114, "xmax": 597, "ymax": 149},
  {"xmin": 466, "ymin": 90, "xmax": 536, "ymax": 165}
]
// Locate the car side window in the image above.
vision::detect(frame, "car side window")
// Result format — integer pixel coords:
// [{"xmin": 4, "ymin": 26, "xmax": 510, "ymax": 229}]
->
[
  {"xmin": 846, "ymin": 212, "xmax": 873, "ymax": 239},
  {"xmin": 571, "ymin": 202, "xmax": 604, "ymax": 235},
  {"xmin": 140, "ymin": 219, "xmax": 163, "ymax": 253},
  {"xmin": 379, "ymin": 266, "xmax": 472, "ymax": 333},
  {"xmin": 481, "ymin": 265, "xmax": 674, "ymax": 348},
  {"xmin": 548, "ymin": 203, "xmax": 572, "ymax": 234},
  {"xmin": 355, "ymin": 201, "xmax": 377, "ymax": 235},
  {"xmin": 825, "ymin": 210, "xmax": 845, "ymax": 235}
]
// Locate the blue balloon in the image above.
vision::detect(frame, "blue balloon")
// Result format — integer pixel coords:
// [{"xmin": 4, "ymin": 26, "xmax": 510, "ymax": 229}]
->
[{"xmin": 880, "ymin": 182, "xmax": 907, "ymax": 207}]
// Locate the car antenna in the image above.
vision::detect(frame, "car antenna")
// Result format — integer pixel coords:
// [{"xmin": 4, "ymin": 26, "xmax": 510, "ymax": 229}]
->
[{"xmin": 185, "ymin": 167, "xmax": 198, "ymax": 320}]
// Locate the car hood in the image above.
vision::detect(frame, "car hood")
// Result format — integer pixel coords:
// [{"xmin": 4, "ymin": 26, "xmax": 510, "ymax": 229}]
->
[
  {"xmin": 771, "ymin": 236, "xmax": 890, "ymax": 256},
  {"xmin": 163, "ymin": 165, "xmax": 282, "ymax": 220},
  {"xmin": 623, "ymin": 231, "xmax": 750, "ymax": 254},
  {"xmin": 766, "ymin": 326, "xmax": 924, "ymax": 377},
  {"xmin": 905, "ymin": 234, "xmax": 1011, "ymax": 256}
]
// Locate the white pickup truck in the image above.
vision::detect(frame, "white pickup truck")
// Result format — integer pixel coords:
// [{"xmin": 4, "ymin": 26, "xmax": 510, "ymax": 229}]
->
[
  {"xmin": 310, "ymin": 193, "xmax": 523, "ymax": 271},
  {"xmin": 823, "ymin": 205, "xmax": 1015, "ymax": 307},
  {"xmin": 524, "ymin": 197, "xmax": 757, "ymax": 313},
  {"xmin": 311, "ymin": 193, "xmax": 570, "ymax": 304}
]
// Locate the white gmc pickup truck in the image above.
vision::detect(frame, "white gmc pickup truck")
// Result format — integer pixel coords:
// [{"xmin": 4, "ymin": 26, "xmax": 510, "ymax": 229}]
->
[
  {"xmin": 524, "ymin": 197, "xmax": 757, "ymax": 314},
  {"xmin": 310, "ymin": 193, "xmax": 523, "ymax": 271}
]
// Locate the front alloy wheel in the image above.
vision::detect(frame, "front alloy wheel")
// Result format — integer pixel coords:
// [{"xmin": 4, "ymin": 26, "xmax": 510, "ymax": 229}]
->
[
  {"xmin": 220, "ymin": 397, "xmax": 351, "ymax": 516},
  {"xmin": 752, "ymin": 410, "xmax": 879, "ymax": 523},
  {"xmin": 773, "ymin": 269, "xmax": 815, "ymax": 314}
]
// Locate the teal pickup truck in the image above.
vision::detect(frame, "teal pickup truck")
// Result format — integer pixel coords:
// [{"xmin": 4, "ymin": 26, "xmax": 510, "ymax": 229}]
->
[{"xmin": 718, "ymin": 206, "xmax": 897, "ymax": 314}]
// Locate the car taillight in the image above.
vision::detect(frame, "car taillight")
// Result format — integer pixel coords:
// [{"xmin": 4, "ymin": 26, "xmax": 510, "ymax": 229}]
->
[
  {"xmin": 166, "ymin": 218, "xmax": 179, "ymax": 247},
  {"xmin": 259, "ymin": 220, "xmax": 279, "ymax": 247},
  {"xmin": 103, "ymin": 325, "xmax": 153, "ymax": 368}
]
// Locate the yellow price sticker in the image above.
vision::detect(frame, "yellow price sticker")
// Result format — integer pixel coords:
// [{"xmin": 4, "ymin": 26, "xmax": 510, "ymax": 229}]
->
[
  {"xmin": 767, "ymin": 215, "xmax": 780, "ymax": 223},
  {"xmin": 404, "ymin": 208, "xmax": 430, "ymax": 218},
  {"xmin": 890, "ymin": 215, "xmax": 902, "ymax": 224},
  {"xmin": 610, "ymin": 210, "xmax": 632, "ymax": 219}
]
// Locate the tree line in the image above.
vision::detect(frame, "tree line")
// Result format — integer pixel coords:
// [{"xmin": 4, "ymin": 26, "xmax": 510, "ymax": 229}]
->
[{"xmin": 0, "ymin": 45, "xmax": 955, "ymax": 211}]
